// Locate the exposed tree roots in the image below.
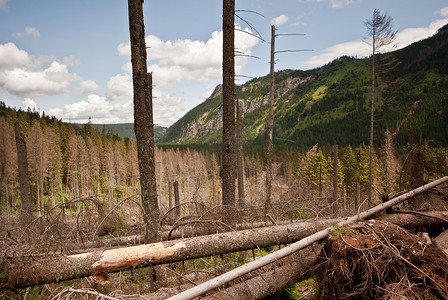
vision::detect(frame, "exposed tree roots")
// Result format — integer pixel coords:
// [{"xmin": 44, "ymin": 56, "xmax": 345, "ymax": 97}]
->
[{"xmin": 315, "ymin": 220, "xmax": 448, "ymax": 300}]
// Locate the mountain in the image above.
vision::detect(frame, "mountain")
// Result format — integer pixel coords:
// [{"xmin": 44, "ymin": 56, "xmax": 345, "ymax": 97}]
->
[
  {"xmin": 76, "ymin": 123, "xmax": 167, "ymax": 140},
  {"xmin": 159, "ymin": 24, "xmax": 448, "ymax": 148}
]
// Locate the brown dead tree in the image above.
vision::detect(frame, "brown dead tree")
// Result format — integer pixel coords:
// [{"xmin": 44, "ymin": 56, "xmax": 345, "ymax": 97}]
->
[
  {"xmin": 127, "ymin": 0, "xmax": 160, "ymax": 290},
  {"xmin": 221, "ymin": 0, "xmax": 236, "ymax": 225},
  {"xmin": 14, "ymin": 120, "xmax": 33, "ymax": 224}
]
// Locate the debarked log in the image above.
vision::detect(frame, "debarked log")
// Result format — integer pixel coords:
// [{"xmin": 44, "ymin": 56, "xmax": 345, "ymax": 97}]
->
[
  {"xmin": 2, "ymin": 211, "xmax": 448, "ymax": 289},
  {"xmin": 0, "ymin": 219, "xmax": 339, "ymax": 290},
  {"xmin": 204, "ymin": 251, "xmax": 319, "ymax": 300}
]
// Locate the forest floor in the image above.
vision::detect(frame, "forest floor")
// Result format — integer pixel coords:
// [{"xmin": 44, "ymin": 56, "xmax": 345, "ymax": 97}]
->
[{"xmin": 1, "ymin": 182, "xmax": 448, "ymax": 299}]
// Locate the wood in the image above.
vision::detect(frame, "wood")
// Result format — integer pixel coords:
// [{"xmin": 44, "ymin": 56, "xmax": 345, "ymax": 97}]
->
[
  {"xmin": 128, "ymin": 0, "xmax": 160, "ymax": 290},
  {"xmin": 3, "ymin": 208, "xmax": 448, "ymax": 288},
  {"xmin": 236, "ymin": 99, "xmax": 245, "ymax": 208},
  {"xmin": 168, "ymin": 176, "xmax": 448, "ymax": 300},
  {"xmin": 14, "ymin": 120, "xmax": 33, "ymax": 223},
  {"xmin": 128, "ymin": 0, "xmax": 159, "ymax": 244},
  {"xmin": 173, "ymin": 181, "xmax": 180, "ymax": 218},
  {"xmin": 205, "ymin": 252, "xmax": 318, "ymax": 300},
  {"xmin": 221, "ymin": 0, "xmax": 236, "ymax": 224},
  {"xmin": 51, "ymin": 211, "xmax": 448, "ymax": 255},
  {"xmin": 0, "ymin": 219, "xmax": 334, "ymax": 289},
  {"xmin": 265, "ymin": 24, "xmax": 275, "ymax": 218}
]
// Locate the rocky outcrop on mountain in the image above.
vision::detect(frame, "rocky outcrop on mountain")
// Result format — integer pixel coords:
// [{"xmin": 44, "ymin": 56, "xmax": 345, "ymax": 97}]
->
[{"xmin": 178, "ymin": 76, "xmax": 311, "ymax": 141}]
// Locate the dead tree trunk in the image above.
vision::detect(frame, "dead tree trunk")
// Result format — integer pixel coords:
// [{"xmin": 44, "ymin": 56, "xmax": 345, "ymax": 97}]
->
[
  {"xmin": 1, "ymin": 220, "xmax": 334, "ymax": 290},
  {"xmin": 128, "ymin": 0, "xmax": 159, "ymax": 243},
  {"xmin": 168, "ymin": 181, "xmax": 173, "ymax": 209},
  {"xmin": 4, "ymin": 209, "xmax": 448, "ymax": 290},
  {"xmin": 332, "ymin": 141, "xmax": 338, "ymax": 216},
  {"xmin": 62, "ymin": 211, "xmax": 448, "ymax": 253},
  {"xmin": 174, "ymin": 180, "xmax": 180, "ymax": 218},
  {"xmin": 128, "ymin": 0, "xmax": 160, "ymax": 290},
  {"xmin": 236, "ymin": 99, "xmax": 245, "ymax": 208},
  {"xmin": 14, "ymin": 120, "xmax": 33, "ymax": 224},
  {"xmin": 221, "ymin": 0, "xmax": 236, "ymax": 225},
  {"xmin": 169, "ymin": 176, "xmax": 448, "ymax": 300},
  {"xmin": 265, "ymin": 24, "xmax": 275, "ymax": 220},
  {"xmin": 205, "ymin": 252, "xmax": 318, "ymax": 299}
]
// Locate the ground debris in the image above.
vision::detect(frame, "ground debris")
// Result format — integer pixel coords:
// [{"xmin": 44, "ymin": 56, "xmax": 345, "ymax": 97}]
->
[{"xmin": 315, "ymin": 220, "xmax": 448, "ymax": 299}]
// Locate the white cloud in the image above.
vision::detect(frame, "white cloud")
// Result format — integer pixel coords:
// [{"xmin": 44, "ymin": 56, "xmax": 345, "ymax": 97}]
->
[
  {"xmin": 21, "ymin": 98, "xmax": 38, "ymax": 111},
  {"xmin": 437, "ymin": 6, "xmax": 448, "ymax": 17},
  {"xmin": 118, "ymin": 25, "xmax": 259, "ymax": 87},
  {"xmin": 14, "ymin": 27, "xmax": 40, "ymax": 39},
  {"xmin": 0, "ymin": 0, "xmax": 10, "ymax": 11},
  {"xmin": 79, "ymin": 80, "xmax": 100, "ymax": 94},
  {"xmin": 153, "ymin": 90, "xmax": 185, "ymax": 126},
  {"xmin": 111, "ymin": 25, "xmax": 259, "ymax": 126},
  {"xmin": 0, "ymin": 43, "xmax": 33, "ymax": 70},
  {"xmin": 0, "ymin": 43, "xmax": 80, "ymax": 97},
  {"xmin": 305, "ymin": 17, "xmax": 448, "ymax": 68},
  {"xmin": 393, "ymin": 18, "xmax": 448, "ymax": 49},
  {"xmin": 50, "ymin": 90, "xmax": 185, "ymax": 127},
  {"xmin": 271, "ymin": 14, "xmax": 290, "ymax": 26},
  {"xmin": 305, "ymin": 40, "xmax": 369, "ymax": 67},
  {"xmin": 49, "ymin": 94, "xmax": 133, "ymax": 123},
  {"xmin": 106, "ymin": 73, "xmax": 132, "ymax": 100}
]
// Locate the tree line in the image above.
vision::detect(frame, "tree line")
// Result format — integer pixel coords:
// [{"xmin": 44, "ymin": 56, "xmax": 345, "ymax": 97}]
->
[{"xmin": 1, "ymin": 101, "xmax": 447, "ymax": 220}]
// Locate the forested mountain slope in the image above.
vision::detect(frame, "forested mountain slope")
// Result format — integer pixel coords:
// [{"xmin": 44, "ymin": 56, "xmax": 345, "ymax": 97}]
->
[{"xmin": 159, "ymin": 24, "xmax": 448, "ymax": 148}]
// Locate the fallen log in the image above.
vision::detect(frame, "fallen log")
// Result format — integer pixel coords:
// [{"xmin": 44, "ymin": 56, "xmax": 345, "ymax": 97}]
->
[
  {"xmin": 3, "ymin": 210, "xmax": 448, "ymax": 289},
  {"xmin": 0, "ymin": 219, "xmax": 339, "ymax": 289},
  {"xmin": 0, "ymin": 212, "xmax": 448, "ymax": 289},
  {"xmin": 204, "ymin": 251, "xmax": 319, "ymax": 300},
  {"xmin": 65, "ymin": 210, "xmax": 448, "ymax": 255},
  {"xmin": 168, "ymin": 176, "xmax": 448, "ymax": 300}
]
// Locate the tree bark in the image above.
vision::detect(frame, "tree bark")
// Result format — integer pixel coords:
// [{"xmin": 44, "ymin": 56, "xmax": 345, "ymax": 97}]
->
[
  {"xmin": 332, "ymin": 141, "xmax": 338, "ymax": 216},
  {"xmin": 236, "ymin": 99, "xmax": 245, "ymax": 208},
  {"xmin": 0, "ymin": 219, "xmax": 333, "ymax": 289},
  {"xmin": 128, "ymin": 0, "xmax": 159, "ymax": 244},
  {"xmin": 265, "ymin": 25, "xmax": 275, "ymax": 219},
  {"xmin": 173, "ymin": 180, "xmax": 180, "ymax": 218},
  {"xmin": 14, "ymin": 120, "xmax": 33, "ymax": 224},
  {"xmin": 128, "ymin": 0, "xmax": 160, "ymax": 291},
  {"xmin": 221, "ymin": 0, "xmax": 236, "ymax": 225}
]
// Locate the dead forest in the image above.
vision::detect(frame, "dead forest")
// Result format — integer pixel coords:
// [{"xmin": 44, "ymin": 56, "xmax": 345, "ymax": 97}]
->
[{"xmin": 2, "ymin": 0, "xmax": 448, "ymax": 299}]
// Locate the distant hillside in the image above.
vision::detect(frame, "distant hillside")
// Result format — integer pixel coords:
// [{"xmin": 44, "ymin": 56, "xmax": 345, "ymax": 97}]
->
[
  {"xmin": 77, "ymin": 123, "xmax": 166, "ymax": 140},
  {"xmin": 159, "ymin": 23, "xmax": 448, "ymax": 148}
]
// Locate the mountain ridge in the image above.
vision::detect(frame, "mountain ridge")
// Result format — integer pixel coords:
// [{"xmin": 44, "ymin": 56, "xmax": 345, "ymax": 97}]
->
[{"xmin": 159, "ymin": 24, "xmax": 448, "ymax": 148}]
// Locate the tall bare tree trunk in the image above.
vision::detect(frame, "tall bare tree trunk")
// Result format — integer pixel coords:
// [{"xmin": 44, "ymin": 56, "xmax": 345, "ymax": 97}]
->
[
  {"xmin": 236, "ymin": 99, "xmax": 245, "ymax": 208},
  {"xmin": 14, "ymin": 120, "xmax": 33, "ymax": 224},
  {"xmin": 222, "ymin": 0, "xmax": 236, "ymax": 225},
  {"xmin": 128, "ymin": 0, "xmax": 160, "ymax": 290},
  {"xmin": 369, "ymin": 31, "xmax": 375, "ymax": 206},
  {"xmin": 365, "ymin": 8, "xmax": 395, "ymax": 205},
  {"xmin": 174, "ymin": 180, "xmax": 180, "ymax": 218},
  {"xmin": 265, "ymin": 25, "xmax": 275, "ymax": 219},
  {"xmin": 332, "ymin": 141, "xmax": 338, "ymax": 216}
]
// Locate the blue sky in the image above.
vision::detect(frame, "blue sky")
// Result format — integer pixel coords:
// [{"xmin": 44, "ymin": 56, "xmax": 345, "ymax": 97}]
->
[{"xmin": 0, "ymin": 0, "xmax": 447, "ymax": 127}]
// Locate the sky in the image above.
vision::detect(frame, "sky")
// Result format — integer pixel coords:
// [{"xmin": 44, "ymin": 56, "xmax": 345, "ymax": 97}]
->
[{"xmin": 0, "ymin": 0, "xmax": 447, "ymax": 127}]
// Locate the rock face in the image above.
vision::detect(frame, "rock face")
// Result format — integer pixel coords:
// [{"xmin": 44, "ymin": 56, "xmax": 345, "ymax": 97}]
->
[{"xmin": 179, "ymin": 76, "xmax": 311, "ymax": 141}]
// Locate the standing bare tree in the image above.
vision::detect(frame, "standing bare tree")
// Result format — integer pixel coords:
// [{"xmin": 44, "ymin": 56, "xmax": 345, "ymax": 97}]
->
[
  {"xmin": 128, "ymin": 0, "xmax": 160, "ymax": 290},
  {"xmin": 236, "ymin": 99, "xmax": 245, "ymax": 208},
  {"xmin": 364, "ymin": 8, "xmax": 395, "ymax": 205},
  {"xmin": 265, "ymin": 25, "xmax": 275, "ymax": 218},
  {"xmin": 14, "ymin": 120, "xmax": 33, "ymax": 224},
  {"xmin": 222, "ymin": 0, "xmax": 236, "ymax": 224}
]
